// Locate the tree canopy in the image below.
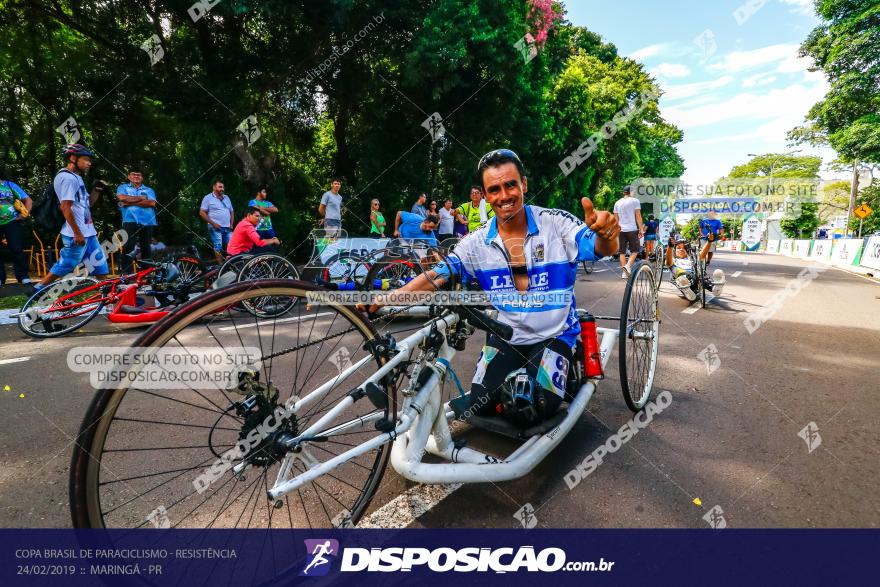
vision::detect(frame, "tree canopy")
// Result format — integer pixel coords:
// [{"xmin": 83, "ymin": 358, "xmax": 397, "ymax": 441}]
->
[
  {"xmin": 793, "ymin": 0, "xmax": 880, "ymax": 165},
  {"xmin": 0, "ymin": 0, "xmax": 684, "ymax": 258}
]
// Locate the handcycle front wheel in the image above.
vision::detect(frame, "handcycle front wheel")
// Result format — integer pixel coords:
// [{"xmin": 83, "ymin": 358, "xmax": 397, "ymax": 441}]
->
[
  {"xmin": 618, "ymin": 260, "xmax": 661, "ymax": 411},
  {"xmin": 69, "ymin": 280, "xmax": 397, "ymax": 530},
  {"xmin": 17, "ymin": 277, "xmax": 104, "ymax": 338}
]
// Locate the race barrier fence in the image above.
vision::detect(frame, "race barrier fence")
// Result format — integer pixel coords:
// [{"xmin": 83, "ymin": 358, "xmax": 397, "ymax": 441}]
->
[{"xmin": 763, "ymin": 236, "xmax": 876, "ymax": 274}]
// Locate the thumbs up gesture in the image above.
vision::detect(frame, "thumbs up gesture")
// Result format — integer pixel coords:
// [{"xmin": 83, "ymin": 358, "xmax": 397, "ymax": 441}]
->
[{"xmin": 582, "ymin": 197, "xmax": 620, "ymax": 257}]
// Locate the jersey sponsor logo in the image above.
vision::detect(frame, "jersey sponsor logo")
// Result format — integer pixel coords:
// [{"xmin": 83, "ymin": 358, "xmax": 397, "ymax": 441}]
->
[
  {"xmin": 532, "ymin": 240, "xmax": 545, "ymax": 262},
  {"xmin": 488, "ymin": 271, "xmax": 549, "ymax": 290}
]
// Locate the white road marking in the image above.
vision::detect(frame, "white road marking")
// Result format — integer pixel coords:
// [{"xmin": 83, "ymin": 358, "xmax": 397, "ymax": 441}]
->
[
  {"xmin": 681, "ymin": 293, "xmax": 716, "ymax": 314},
  {"xmin": 357, "ymin": 482, "xmax": 462, "ymax": 528},
  {"xmin": 0, "ymin": 357, "xmax": 31, "ymax": 365},
  {"xmin": 218, "ymin": 312, "xmax": 333, "ymax": 331},
  {"xmin": 732, "ymin": 271, "xmax": 742, "ymax": 277}
]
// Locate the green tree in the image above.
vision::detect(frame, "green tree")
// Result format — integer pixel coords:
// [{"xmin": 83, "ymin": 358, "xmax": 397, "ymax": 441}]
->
[
  {"xmin": 780, "ymin": 203, "xmax": 820, "ymax": 238},
  {"xmin": 796, "ymin": 0, "xmax": 880, "ymax": 165}
]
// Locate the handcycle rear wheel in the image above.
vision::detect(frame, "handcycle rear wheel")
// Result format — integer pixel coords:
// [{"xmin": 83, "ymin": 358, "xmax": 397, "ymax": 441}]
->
[
  {"xmin": 236, "ymin": 254, "xmax": 301, "ymax": 318},
  {"xmin": 618, "ymin": 260, "xmax": 660, "ymax": 411},
  {"xmin": 17, "ymin": 277, "xmax": 104, "ymax": 338},
  {"xmin": 69, "ymin": 280, "xmax": 397, "ymax": 529}
]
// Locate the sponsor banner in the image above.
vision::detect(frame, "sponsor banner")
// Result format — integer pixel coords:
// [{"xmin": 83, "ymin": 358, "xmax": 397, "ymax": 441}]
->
[
  {"xmin": 658, "ymin": 214, "xmax": 676, "ymax": 244},
  {"xmin": 766, "ymin": 239, "xmax": 781, "ymax": 254},
  {"xmin": 317, "ymin": 238, "xmax": 391, "ymax": 265},
  {"xmin": 810, "ymin": 239, "xmax": 834, "ymax": 263},
  {"xmin": 780, "ymin": 239, "xmax": 794, "ymax": 256},
  {"xmin": 859, "ymin": 236, "xmax": 880, "ymax": 271},
  {"xmin": 1, "ymin": 529, "xmax": 877, "ymax": 584},
  {"xmin": 792, "ymin": 239, "xmax": 812, "ymax": 258},
  {"xmin": 831, "ymin": 238, "xmax": 864, "ymax": 267},
  {"xmin": 740, "ymin": 214, "xmax": 762, "ymax": 251}
]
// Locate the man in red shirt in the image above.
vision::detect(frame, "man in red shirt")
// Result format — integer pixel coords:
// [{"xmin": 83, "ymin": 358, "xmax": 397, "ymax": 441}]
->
[{"xmin": 227, "ymin": 206, "xmax": 281, "ymax": 256}]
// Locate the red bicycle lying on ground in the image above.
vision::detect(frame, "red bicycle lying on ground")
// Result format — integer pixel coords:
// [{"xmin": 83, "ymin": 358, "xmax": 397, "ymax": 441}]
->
[
  {"xmin": 15, "ymin": 257, "xmax": 208, "ymax": 338},
  {"xmin": 16, "ymin": 252, "xmax": 300, "ymax": 338}
]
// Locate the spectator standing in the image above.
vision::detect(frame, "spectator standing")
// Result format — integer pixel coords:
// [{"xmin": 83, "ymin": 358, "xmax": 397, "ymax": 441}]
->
[
  {"xmin": 411, "ymin": 192, "xmax": 427, "ymax": 217},
  {"xmin": 643, "ymin": 214, "xmax": 659, "ymax": 257},
  {"xmin": 437, "ymin": 198, "xmax": 455, "ymax": 243},
  {"xmin": 318, "ymin": 179, "xmax": 343, "ymax": 238},
  {"xmin": 369, "ymin": 199, "xmax": 386, "ymax": 238},
  {"xmin": 0, "ymin": 173, "xmax": 33, "ymax": 284},
  {"xmin": 612, "ymin": 186, "xmax": 644, "ymax": 279},
  {"xmin": 37, "ymin": 144, "xmax": 110, "ymax": 290},
  {"xmin": 248, "ymin": 186, "xmax": 278, "ymax": 240},
  {"xmin": 456, "ymin": 185, "xmax": 494, "ymax": 233},
  {"xmin": 116, "ymin": 166, "xmax": 157, "ymax": 273},
  {"xmin": 200, "ymin": 180, "xmax": 234, "ymax": 264}
]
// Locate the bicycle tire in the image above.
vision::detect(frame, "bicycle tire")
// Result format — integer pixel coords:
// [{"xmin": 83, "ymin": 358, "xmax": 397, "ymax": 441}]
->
[
  {"xmin": 699, "ymin": 258, "xmax": 707, "ymax": 308},
  {"xmin": 364, "ymin": 253, "xmax": 423, "ymax": 290},
  {"xmin": 236, "ymin": 254, "xmax": 301, "ymax": 318},
  {"xmin": 70, "ymin": 279, "xmax": 395, "ymax": 529},
  {"xmin": 618, "ymin": 261, "xmax": 661, "ymax": 412},
  {"xmin": 17, "ymin": 277, "xmax": 105, "ymax": 338}
]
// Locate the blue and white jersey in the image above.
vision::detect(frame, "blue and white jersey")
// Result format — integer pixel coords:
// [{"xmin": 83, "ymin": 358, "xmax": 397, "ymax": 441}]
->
[{"xmin": 435, "ymin": 205, "xmax": 598, "ymax": 346}]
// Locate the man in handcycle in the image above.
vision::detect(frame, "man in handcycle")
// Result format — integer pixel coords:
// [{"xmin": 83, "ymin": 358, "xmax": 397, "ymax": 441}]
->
[
  {"xmin": 665, "ymin": 237, "xmax": 726, "ymax": 302},
  {"xmin": 364, "ymin": 149, "xmax": 620, "ymax": 427}
]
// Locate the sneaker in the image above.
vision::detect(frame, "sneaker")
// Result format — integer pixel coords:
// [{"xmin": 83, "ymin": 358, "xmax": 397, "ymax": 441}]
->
[
  {"xmin": 621, "ymin": 269, "xmax": 628, "ymax": 279},
  {"xmin": 18, "ymin": 278, "xmax": 33, "ymax": 285},
  {"xmin": 622, "ymin": 264, "xmax": 631, "ymax": 277}
]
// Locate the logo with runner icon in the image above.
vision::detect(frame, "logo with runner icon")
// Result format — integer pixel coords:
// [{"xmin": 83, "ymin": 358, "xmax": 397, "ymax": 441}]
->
[{"xmin": 300, "ymin": 538, "xmax": 340, "ymax": 576}]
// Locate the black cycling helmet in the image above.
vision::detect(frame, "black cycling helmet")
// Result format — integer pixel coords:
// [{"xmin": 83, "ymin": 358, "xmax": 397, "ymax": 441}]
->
[
  {"xmin": 499, "ymin": 368, "xmax": 550, "ymax": 427},
  {"xmin": 476, "ymin": 149, "xmax": 525, "ymax": 182},
  {"xmin": 62, "ymin": 143, "xmax": 95, "ymax": 158}
]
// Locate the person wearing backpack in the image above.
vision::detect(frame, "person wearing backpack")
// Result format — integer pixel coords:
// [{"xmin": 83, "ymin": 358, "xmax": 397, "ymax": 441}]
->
[
  {"xmin": 0, "ymin": 172, "xmax": 33, "ymax": 285},
  {"xmin": 35, "ymin": 144, "xmax": 109, "ymax": 291}
]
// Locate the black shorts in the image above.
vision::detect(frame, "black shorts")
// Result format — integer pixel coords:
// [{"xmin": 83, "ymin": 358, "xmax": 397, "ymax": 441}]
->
[{"xmin": 618, "ymin": 231, "xmax": 640, "ymax": 255}]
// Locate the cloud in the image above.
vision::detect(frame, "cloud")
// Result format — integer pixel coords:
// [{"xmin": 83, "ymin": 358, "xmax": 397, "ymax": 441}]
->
[
  {"xmin": 779, "ymin": 0, "xmax": 816, "ymax": 16},
  {"xmin": 707, "ymin": 43, "xmax": 801, "ymax": 73},
  {"xmin": 742, "ymin": 73, "xmax": 777, "ymax": 88},
  {"xmin": 663, "ymin": 78, "xmax": 829, "ymax": 130},
  {"xmin": 629, "ymin": 43, "xmax": 666, "ymax": 61},
  {"xmin": 651, "ymin": 63, "xmax": 691, "ymax": 78},
  {"xmin": 660, "ymin": 76, "xmax": 735, "ymax": 101}
]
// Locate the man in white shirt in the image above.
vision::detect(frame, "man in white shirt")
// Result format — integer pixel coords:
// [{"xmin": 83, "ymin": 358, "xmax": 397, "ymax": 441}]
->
[
  {"xmin": 199, "ymin": 180, "xmax": 235, "ymax": 264},
  {"xmin": 37, "ymin": 144, "xmax": 110, "ymax": 290},
  {"xmin": 612, "ymin": 186, "xmax": 644, "ymax": 279}
]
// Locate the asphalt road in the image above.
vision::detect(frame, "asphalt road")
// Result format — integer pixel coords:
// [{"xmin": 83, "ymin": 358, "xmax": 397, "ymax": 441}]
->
[{"xmin": 1, "ymin": 250, "xmax": 878, "ymax": 529}]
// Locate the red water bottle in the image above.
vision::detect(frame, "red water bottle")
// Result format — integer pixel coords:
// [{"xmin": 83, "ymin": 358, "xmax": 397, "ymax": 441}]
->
[{"xmin": 579, "ymin": 313, "xmax": 604, "ymax": 379}]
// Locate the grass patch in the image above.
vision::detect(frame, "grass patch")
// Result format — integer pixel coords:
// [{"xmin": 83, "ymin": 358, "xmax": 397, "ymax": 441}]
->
[{"xmin": 0, "ymin": 294, "xmax": 27, "ymax": 310}]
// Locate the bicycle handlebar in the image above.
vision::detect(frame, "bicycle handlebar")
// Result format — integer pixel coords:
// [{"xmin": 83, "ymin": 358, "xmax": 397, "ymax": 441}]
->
[{"xmin": 457, "ymin": 305, "xmax": 513, "ymax": 341}]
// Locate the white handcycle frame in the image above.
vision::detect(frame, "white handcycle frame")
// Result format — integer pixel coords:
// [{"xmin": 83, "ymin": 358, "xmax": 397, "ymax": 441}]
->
[{"xmin": 264, "ymin": 310, "xmax": 617, "ymax": 501}]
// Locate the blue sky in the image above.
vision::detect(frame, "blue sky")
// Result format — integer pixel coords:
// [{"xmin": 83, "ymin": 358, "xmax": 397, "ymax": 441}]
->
[{"xmin": 565, "ymin": 0, "xmax": 839, "ymax": 185}]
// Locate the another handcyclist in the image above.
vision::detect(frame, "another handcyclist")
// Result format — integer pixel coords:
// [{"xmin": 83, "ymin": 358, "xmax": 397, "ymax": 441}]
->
[
  {"xmin": 665, "ymin": 239, "xmax": 726, "ymax": 301},
  {"xmin": 363, "ymin": 149, "xmax": 620, "ymax": 424}
]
